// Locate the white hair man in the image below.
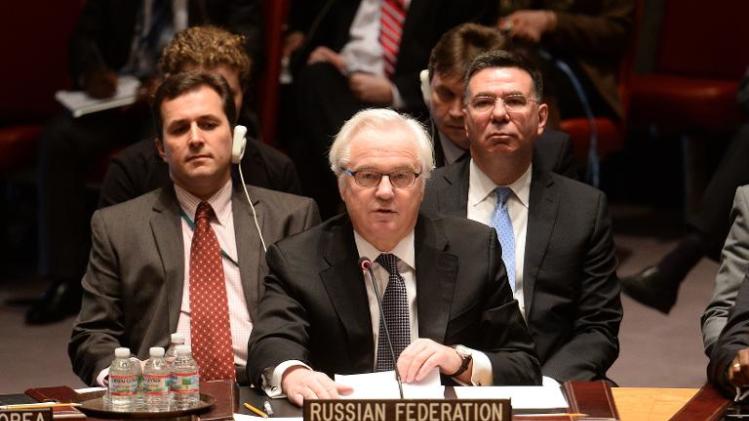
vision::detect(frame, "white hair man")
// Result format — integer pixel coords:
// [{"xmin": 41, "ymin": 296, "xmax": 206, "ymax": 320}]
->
[{"xmin": 247, "ymin": 108, "xmax": 540, "ymax": 406}]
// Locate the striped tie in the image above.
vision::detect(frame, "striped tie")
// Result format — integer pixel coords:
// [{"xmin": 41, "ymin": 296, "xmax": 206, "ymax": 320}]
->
[{"xmin": 379, "ymin": 0, "xmax": 406, "ymax": 78}]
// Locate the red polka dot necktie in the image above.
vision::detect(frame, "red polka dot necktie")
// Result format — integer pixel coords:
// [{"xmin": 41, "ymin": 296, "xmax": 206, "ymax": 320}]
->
[
  {"xmin": 189, "ymin": 201, "xmax": 236, "ymax": 381},
  {"xmin": 379, "ymin": 0, "xmax": 406, "ymax": 78}
]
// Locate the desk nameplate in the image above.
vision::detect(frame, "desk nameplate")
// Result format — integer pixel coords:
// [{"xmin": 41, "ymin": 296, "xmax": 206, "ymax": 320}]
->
[
  {"xmin": 303, "ymin": 399, "xmax": 511, "ymax": 421},
  {"xmin": 0, "ymin": 409, "xmax": 52, "ymax": 421}
]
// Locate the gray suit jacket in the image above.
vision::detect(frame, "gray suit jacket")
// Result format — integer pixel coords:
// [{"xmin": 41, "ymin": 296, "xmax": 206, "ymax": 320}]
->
[
  {"xmin": 702, "ymin": 185, "xmax": 749, "ymax": 355},
  {"xmin": 69, "ymin": 185, "xmax": 320, "ymax": 385},
  {"xmin": 420, "ymin": 159, "xmax": 621, "ymax": 381}
]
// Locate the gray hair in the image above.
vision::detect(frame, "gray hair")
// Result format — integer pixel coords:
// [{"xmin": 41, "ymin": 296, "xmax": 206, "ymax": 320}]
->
[{"xmin": 328, "ymin": 108, "xmax": 435, "ymax": 180}]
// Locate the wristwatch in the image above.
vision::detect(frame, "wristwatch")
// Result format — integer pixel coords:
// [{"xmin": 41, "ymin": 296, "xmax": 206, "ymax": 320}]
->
[{"xmin": 448, "ymin": 347, "xmax": 473, "ymax": 377}]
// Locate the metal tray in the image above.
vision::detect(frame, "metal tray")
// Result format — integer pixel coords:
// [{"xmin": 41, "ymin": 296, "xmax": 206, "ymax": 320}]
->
[{"xmin": 78, "ymin": 394, "xmax": 214, "ymax": 418}]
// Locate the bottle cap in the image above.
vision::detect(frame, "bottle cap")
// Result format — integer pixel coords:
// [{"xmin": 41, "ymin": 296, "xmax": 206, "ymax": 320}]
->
[
  {"xmin": 149, "ymin": 347, "xmax": 165, "ymax": 357},
  {"xmin": 175, "ymin": 345, "xmax": 191, "ymax": 356},
  {"xmin": 114, "ymin": 347, "xmax": 131, "ymax": 358},
  {"xmin": 170, "ymin": 333, "xmax": 185, "ymax": 344}
]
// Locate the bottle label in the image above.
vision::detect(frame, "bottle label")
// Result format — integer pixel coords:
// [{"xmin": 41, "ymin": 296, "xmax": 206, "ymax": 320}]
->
[
  {"xmin": 172, "ymin": 371, "xmax": 199, "ymax": 394},
  {"xmin": 143, "ymin": 372, "xmax": 170, "ymax": 395},
  {"xmin": 109, "ymin": 374, "xmax": 138, "ymax": 396}
]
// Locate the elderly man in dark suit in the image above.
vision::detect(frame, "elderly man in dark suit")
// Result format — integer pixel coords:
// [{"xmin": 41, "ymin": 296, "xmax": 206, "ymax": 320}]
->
[
  {"xmin": 421, "ymin": 50, "xmax": 621, "ymax": 382},
  {"xmin": 69, "ymin": 72, "xmax": 320, "ymax": 386},
  {"xmin": 248, "ymin": 108, "xmax": 540, "ymax": 407}
]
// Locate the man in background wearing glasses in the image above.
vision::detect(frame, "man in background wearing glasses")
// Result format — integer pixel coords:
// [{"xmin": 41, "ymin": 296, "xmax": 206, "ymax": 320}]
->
[
  {"xmin": 247, "ymin": 108, "xmax": 540, "ymax": 406},
  {"xmin": 421, "ymin": 50, "xmax": 622, "ymax": 383}
]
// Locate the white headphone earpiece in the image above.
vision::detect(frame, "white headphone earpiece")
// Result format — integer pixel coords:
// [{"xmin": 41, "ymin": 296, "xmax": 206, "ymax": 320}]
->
[
  {"xmin": 231, "ymin": 125, "xmax": 247, "ymax": 164},
  {"xmin": 419, "ymin": 69, "xmax": 431, "ymax": 107},
  {"xmin": 231, "ymin": 124, "xmax": 268, "ymax": 253}
]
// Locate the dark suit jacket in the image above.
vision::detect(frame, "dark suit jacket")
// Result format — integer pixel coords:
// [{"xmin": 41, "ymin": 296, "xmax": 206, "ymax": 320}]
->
[
  {"xmin": 69, "ymin": 185, "xmax": 320, "ymax": 385},
  {"xmin": 420, "ymin": 160, "xmax": 621, "ymax": 381},
  {"xmin": 433, "ymin": 128, "xmax": 579, "ymax": 181},
  {"xmin": 708, "ymin": 274, "xmax": 749, "ymax": 398},
  {"xmin": 69, "ymin": 0, "xmax": 262, "ymax": 85},
  {"xmin": 98, "ymin": 137, "xmax": 302, "ymax": 208},
  {"xmin": 289, "ymin": 0, "xmax": 491, "ymax": 112},
  {"xmin": 247, "ymin": 213, "xmax": 541, "ymax": 386}
]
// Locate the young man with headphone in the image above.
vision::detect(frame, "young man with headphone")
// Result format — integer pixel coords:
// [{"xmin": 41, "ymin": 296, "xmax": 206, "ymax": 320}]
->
[{"xmin": 69, "ymin": 72, "xmax": 320, "ymax": 386}]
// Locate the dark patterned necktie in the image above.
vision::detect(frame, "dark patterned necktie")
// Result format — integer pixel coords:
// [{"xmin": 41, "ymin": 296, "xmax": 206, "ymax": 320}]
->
[
  {"xmin": 189, "ymin": 201, "xmax": 235, "ymax": 381},
  {"xmin": 374, "ymin": 253, "xmax": 411, "ymax": 371}
]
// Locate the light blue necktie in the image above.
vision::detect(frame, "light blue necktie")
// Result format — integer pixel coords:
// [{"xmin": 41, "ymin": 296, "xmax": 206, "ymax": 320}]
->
[{"xmin": 491, "ymin": 187, "xmax": 516, "ymax": 293}]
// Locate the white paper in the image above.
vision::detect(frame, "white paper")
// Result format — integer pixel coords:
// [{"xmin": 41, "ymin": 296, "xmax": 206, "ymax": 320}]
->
[
  {"xmin": 234, "ymin": 414, "xmax": 300, "ymax": 421},
  {"xmin": 335, "ymin": 369, "xmax": 444, "ymax": 399},
  {"xmin": 55, "ymin": 76, "xmax": 141, "ymax": 118},
  {"xmin": 453, "ymin": 386, "xmax": 568, "ymax": 410}
]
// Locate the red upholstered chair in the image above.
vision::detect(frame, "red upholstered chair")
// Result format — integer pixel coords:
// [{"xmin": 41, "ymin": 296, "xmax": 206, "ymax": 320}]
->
[
  {"xmin": 558, "ymin": 0, "xmax": 641, "ymax": 186},
  {"xmin": 0, "ymin": 1, "xmax": 83, "ymax": 175},
  {"xmin": 628, "ymin": 0, "xmax": 749, "ymax": 210}
]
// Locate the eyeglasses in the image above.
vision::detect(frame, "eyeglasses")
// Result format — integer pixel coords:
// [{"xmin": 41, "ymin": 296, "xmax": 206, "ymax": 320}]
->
[
  {"xmin": 466, "ymin": 94, "xmax": 537, "ymax": 114},
  {"xmin": 341, "ymin": 168, "xmax": 421, "ymax": 188}
]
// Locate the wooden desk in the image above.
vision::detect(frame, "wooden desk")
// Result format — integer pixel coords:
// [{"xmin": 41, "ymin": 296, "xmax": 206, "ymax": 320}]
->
[{"xmin": 613, "ymin": 387, "xmax": 698, "ymax": 421}]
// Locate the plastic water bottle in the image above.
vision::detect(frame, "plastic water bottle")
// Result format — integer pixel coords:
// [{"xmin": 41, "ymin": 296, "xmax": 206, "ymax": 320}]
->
[
  {"xmin": 164, "ymin": 333, "xmax": 185, "ymax": 404},
  {"xmin": 170, "ymin": 345, "xmax": 200, "ymax": 409},
  {"xmin": 164, "ymin": 333, "xmax": 185, "ymax": 364},
  {"xmin": 143, "ymin": 347, "xmax": 170, "ymax": 411},
  {"xmin": 108, "ymin": 347, "xmax": 139, "ymax": 411}
]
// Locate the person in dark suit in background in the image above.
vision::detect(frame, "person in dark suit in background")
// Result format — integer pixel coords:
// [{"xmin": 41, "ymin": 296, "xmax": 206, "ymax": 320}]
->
[
  {"xmin": 282, "ymin": 0, "xmax": 493, "ymax": 218},
  {"xmin": 421, "ymin": 50, "xmax": 621, "ymax": 382},
  {"xmin": 98, "ymin": 25, "xmax": 301, "ymax": 209},
  {"xmin": 423, "ymin": 22, "xmax": 577, "ymax": 179},
  {"xmin": 247, "ymin": 108, "xmax": 540, "ymax": 406},
  {"xmin": 69, "ymin": 72, "xmax": 319, "ymax": 386},
  {"xmin": 31, "ymin": 0, "xmax": 262, "ymax": 324}
]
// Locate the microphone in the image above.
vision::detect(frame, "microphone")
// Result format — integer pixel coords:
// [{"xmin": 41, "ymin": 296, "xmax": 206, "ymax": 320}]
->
[{"xmin": 359, "ymin": 257, "xmax": 405, "ymax": 399}]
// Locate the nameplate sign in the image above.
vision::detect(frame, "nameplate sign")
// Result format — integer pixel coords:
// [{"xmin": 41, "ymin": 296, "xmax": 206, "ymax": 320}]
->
[
  {"xmin": 0, "ymin": 409, "xmax": 52, "ymax": 421},
  {"xmin": 303, "ymin": 399, "xmax": 511, "ymax": 421}
]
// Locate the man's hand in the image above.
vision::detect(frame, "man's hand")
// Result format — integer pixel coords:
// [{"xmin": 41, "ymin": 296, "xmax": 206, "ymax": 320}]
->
[
  {"xmin": 283, "ymin": 31, "xmax": 305, "ymax": 59},
  {"xmin": 348, "ymin": 73, "xmax": 394, "ymax": 105},
  {"xmin": 498, "ymin": 10, "xmax": 557, "ymax": 43},
  {"xmin": 84, "ymin": 68, "xmax": 118, "ymax": 99},
  {"xmin": 728, "ymin": 348, "xmax": 749, "ymax": 387},
  {"xmin": 307, "ymin": 46, "xmax": 347, "ymax": 74},
  {"xmin": 281, "ymin": 366, "xmax": 353, "ymax": 407},
  {"xmin": 396, "ymin": 339, "xmax": 466, "ymax": 383}
]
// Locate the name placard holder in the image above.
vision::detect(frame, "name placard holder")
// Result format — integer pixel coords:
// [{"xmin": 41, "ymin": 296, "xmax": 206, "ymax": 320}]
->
[
  {"xmin": 0, "ymin": 409, "xmax": 52, "ymax": 421},
  {"xmin": 303, "ymin": 399, "xmax": 511, "ymax": 421}
]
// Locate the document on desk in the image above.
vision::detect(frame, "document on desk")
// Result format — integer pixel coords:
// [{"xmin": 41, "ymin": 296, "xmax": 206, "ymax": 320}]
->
[
  {"xmin": 335, "ymin": 369, "xmax": 444, "ymax": 399},
  {"xmin": 55, "ymin": 76, "xmax": 141, "ymax": 118},
  {"xmin": 453, "ymin": 385, "xmax": 569, "ymax": 411},
  {"xmin": 234, "ymin": 414, "xmax": 300, "ymax": 421}
]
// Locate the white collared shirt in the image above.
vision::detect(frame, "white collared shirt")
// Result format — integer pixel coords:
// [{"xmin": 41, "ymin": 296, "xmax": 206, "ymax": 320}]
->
[
  {"xmin": 174, "ymin": 179, "xmax": 253, "ymax": 367},
  {"xmin": 339, "ymin": 0, "xmax": 410, "ymax": 108},
  {"xmin": 354, "ymin": 230, "xmax": 419, "ymax": 359},
  {"xmin": 467, "ymin": 160, "xmax": 532, "ymax": 315}
]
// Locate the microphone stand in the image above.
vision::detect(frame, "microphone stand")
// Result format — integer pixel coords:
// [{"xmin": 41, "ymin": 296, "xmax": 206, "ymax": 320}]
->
[{"xmin": 360, "ymin": 258, "xmax": 405, "ymax": 399}]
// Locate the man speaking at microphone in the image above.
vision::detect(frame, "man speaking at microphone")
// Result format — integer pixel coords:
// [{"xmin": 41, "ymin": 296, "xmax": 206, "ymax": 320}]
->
[{"xmin": 247, "ymin": 108, "xmax": 540, "ymax": 406}]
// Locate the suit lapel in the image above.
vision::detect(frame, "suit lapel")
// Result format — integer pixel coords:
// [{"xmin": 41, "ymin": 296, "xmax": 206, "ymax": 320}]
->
[
  {"xmin": 523, "ymin": 169, "xmax": 559, "ymax": 317},
  {"xmin": 150, "ymin": 187, "xmax": 185, "ymax": 333},
  {"xmin": 415, "ymin": 215, "xmax": 458, "ymax": 343},
  {"xmin": 319, "ymin": 216, "xmax": 374, "ymax": 369},
  {"xmin": 437, "ymin": 159, "xmax": 471, "ymax": 217},
  {"xmin": 232, "ymin": 188, "xmax": 264, "ymax": 321}
]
